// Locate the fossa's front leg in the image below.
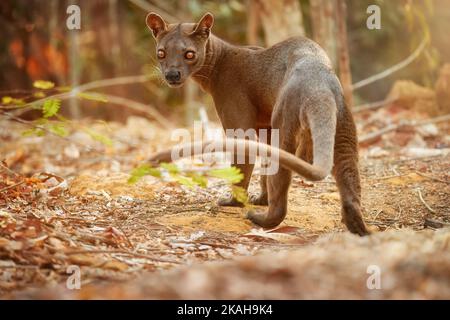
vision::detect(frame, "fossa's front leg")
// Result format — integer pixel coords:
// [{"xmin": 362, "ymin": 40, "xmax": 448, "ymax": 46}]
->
[
  {"xmin": 214, "ymin": 97, "xmax": 257, "ymax": 207},
  {"xmin": 249, "ymin": 128, "xmax": 272, "ymax": 206}
]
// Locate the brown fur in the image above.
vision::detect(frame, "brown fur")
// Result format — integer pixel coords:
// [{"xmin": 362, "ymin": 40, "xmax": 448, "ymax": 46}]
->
[{"xmin": 146, "ymin": 12, "xmax": 370, "ymax": 236}]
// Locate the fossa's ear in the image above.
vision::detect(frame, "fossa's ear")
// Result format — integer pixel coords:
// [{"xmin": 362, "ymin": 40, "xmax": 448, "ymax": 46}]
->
[
  {"xmin": 192, "ymin": 12, "xmax": 214, "ymax": 38},
  {"xmin": 146, "ymin": 12, "xmax": 167, "ymax": 38}
]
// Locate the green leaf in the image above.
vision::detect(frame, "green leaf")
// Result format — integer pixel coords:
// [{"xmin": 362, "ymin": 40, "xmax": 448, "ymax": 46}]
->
[
  {"xmin": 160, "ymin": 162, "xmax": 179, "ymax": 174},
  {"xmin": 42, "ymin": 99, "xmax": 61, "ymax": 118},
  {"xmin": 189, "ymin": 173, "xmax": 208, "ymax": 188},
  {"xmin": 33, "ymin": 80, "xmax": 55, "ymax": 90},
  {"xmin": 83, "ymin": 128, "xmax": 113, "ymax": 147},
  {"xmin": 231, "ymin": 186, "xmax": 248, "ymax": 206},
  {"xmin": 171, "ymin": 174, "xmax": 196, "ymax": 189},
  {"xmin": 55, "ymin": 114, "xmax": 69, "ymax": 122},
  {"xmin": 1, "ymin": 96, "xmax": 25, "ymax": 105},
  {"xmin": 2, "ymin": 96, "xmax": 12, "ymax": 104},
  {"xmin": 34, "ymin": 118, "xmax": 48, "ymax": 126},
  {"xmin": 22, "ymin": 128, "xmax": 45, "ymax": 137},
  {"xmin": 128, "ymin": 164, "xmax": 161, "ymax": 184},
  {"xmin": 77, "ymin": 92, "xmax": 108, "ymax": 103},
  {"xmin": 49, "ymin": 122, "xmax": 68, "ymax": 137},
  {"xmin": 56, "ymin": 86, "xmax": 72, "ymax": 92},
  {"xmin": 33, "ymin": 91, "xmax": 46, "ymax": 98},
  {"xmin": 208, "ymin": 167, "xmax": 244, "ymax": 184}
]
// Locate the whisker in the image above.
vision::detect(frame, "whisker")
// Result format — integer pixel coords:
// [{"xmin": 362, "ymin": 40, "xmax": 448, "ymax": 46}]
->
[{"xmin": 193, "ymin": 74, "xmax": 210, "ymax": 81}]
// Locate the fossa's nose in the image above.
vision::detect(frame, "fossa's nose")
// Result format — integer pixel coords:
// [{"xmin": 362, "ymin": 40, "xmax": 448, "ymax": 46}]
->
[{"xmin": 165, "ymin": 70, "xmax": 181, "ymax": 82}]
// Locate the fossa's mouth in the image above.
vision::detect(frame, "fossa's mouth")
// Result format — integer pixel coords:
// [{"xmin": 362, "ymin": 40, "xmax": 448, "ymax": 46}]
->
[{"xmin": 167, "ymin": 80, "xmax": 184, "ymax": 88}]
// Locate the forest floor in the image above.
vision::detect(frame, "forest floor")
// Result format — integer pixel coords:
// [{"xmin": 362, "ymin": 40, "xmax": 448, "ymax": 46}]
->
[{"xmin": 1, "ymin": 102, "xmax": 449, "ymax": 299}]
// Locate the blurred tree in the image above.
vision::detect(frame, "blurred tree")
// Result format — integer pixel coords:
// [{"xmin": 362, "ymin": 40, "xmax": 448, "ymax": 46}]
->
[
  {"xmin": 310, "ymin": 0, "xmax": 337, "ymax": 65},
  {"xmin": 0, "ymin": 0, "xmax": 447, "ymax": 120},
  {"xmin": 253, "ymin": 0, "xmax": 305, "ymax": 46},
  {"xmin": 309, "ymin": 0, "xmax": 352, "ymax": 105},
  {"xmin": 335, "ymin": 0, "xmax": 353, "ymax": 106}
]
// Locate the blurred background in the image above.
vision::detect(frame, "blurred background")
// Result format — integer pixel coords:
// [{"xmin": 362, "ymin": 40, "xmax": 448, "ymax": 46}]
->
[
  {"xmin": 0, "ymin": 0, "xmax": 449, "ymax": 124},
  {"xmin": 1, "ymin": 1, "xmax": 450, "ymax": 298}
]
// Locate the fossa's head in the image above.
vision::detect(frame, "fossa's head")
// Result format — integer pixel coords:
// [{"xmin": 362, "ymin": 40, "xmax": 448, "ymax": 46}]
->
[{"xmin": 146, "ymin": 12, "xmax": 214, "ymax": 88}]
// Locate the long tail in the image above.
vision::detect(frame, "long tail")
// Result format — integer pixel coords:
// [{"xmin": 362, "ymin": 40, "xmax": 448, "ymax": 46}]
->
[{"xmin": 148, "ymin": 139, "xmax": 330, "ymax": 181}]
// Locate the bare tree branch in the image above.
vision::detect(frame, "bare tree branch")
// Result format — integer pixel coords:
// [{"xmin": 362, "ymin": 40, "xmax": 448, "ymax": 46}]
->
[
  {"xmin": 7, "ymin": 74, "xmax": 154, "ymax": 117},
  {"xmin": 353, "ymin": 97, "xmax": 397, "ymax": 113},
  {"xmin": 352, "ymin": 37, "xmax": 428, "ymax": 91},
  {"xmin": 359, "ymin": 113, "xmax": 450, "ymax": 144},
  {"xmin": 97, "ymin": 93, "xmax": 174, "ymax": 129},
  {"xmin": 127, "ymin": 0, "xmax": 182, "ymax": 22}
]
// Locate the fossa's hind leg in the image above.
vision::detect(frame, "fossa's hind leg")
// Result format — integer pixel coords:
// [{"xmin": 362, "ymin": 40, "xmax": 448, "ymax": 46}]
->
[
  {"xmin": 248, "ymin": 94, "xmax": 337, "ymax": 228},
  {"xmin": 295, "ymin": 130, "xmax": 313, "ymax": 163},
  {"xmin": 333, "ymin": 109, "xmax": 370, "ymax": 236}
]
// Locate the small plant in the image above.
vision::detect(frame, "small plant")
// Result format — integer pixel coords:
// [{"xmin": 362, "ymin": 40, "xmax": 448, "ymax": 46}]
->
[
  {"xmin": 128, "ymin": 163, "xmax": 250, "ymax": 207},
  {"xmin": 1, "ymin": 80, "xmax": 112, "ymax": 147}
]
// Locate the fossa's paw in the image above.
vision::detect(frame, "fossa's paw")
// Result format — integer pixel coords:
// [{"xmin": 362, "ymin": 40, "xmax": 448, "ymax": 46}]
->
[
  {"xmin": 249, "ymin": 193, "xmax": 268, "ymax": 206},
  {"xmin": 217, "ymin": 195, "xmax": 245, "ymax": 207},
  {"xmin": 246, "ymin": 210, "xmax": 282, "ymax": 229}
]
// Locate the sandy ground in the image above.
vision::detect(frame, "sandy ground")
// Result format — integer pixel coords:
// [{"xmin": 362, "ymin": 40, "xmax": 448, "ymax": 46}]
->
[{"xmin": 1, "ymin": 115, "xmax": 449, "ymax": 299}]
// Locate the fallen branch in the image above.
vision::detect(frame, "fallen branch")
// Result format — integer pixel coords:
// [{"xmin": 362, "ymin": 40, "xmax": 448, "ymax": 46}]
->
[
  {"xmin": 359, "ymin": 113, "xmax": 450, "ymax": 144},
  {"xmin": 0, "ymin": 161, "xmax": 19, "ymax": 177},
  {"xmin": 65, "ymin": 249, "xmax": 180, "ymax": 264},
  {"xmin": 353, "ymin": 97, "xmax": 397, "ymax": 113},
  {"xmin": 352, "ymin": 37, "xmax": 428, "ymax": 90},
  {"xmin": 0, "ymin": 180, "xmax": 26, "ymax": 194},
  {"xmin": 424, "ymin": 217, "xmax": 450, "ymax": 229},
  {"xmin": 415, "ymin": 171, "xmax": 450, "ymax": 185},
  {"xmin": 96, "ymin": 93, "xmax": 173, "ymax": 129},
  {"xmin": 416, "ymin": 188, "xmax": 436, "ymax": 214}
]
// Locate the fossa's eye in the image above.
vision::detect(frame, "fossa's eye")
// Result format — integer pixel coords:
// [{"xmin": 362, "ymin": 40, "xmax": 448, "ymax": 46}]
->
[
  {"xmin": 185, "ymin": 51, "xmax": 196, "ymax": 60},
  {"xmin": 157, "ymin": 49, "xmax": 166, "ymax": 59}
]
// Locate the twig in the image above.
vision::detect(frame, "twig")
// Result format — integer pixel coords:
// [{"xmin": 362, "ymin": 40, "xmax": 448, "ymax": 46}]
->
[
  {"xmin": 369, "ymin": 173, "xmax": 408, "ymax": 181},
  {"xmin": 11, "ymin": 74, "xmax": 154, "ymax": 117},
  {"xmin": 372, "ymin": 209, "xmax": 383, "ymax": 222},
  {"xmin": 127, "ymin": 0, "xmax": 184, "ymax": 22},
  {"xmin": 359, "ymin": 113, "xmax": 450, "ymax": 144},
  {"xmin": 424, "ymin": 217, "xmax": 450, "ymax": 229},
  {"xmin": 0, "ymin": 265, "xmax": 39, "ymax": 270},
  {"xmin": 352, "ymin": 36, "xmax": 428, "ymax": 90},
  {"xmin": 0, "ymin": 110, "xmax": 94, "ymax": 153},
  {"xmin": 115, "ymin": 225, "xmax": 135, "ymax": 249},
  {"xmin": 415, "ymin": 171, "xmax": 450, "ymax": 184},
  {"xmin": 0, "ymin": 161, "xmax": 19, "ymax": 177},
  {"xmin": 96, "ymin": 93, "xmax": 173, "ymax": 129},
  {"xmin": 0, "ymin": 180, "xmax": 26, "ymax": 193},
  {"xmin": 353, "ymin": 97, "xmax": 397, "ymax": 113},
  {"xmin": 171, "ymin": 240, "xmax": 234, "ymax": 250},
  {"xmin": 65, "ymin": 249, "xmax": 180, "ymax": 264},
  {"xmin": 392, "ymin": 153, "xmax": 449, "ymax": 164},
  {"xmin": 416, "ymin": 188, "xmax": 436, "ymax": 214}
]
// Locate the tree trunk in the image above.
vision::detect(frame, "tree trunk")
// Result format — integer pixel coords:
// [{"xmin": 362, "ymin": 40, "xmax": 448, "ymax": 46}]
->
[
  {"xmin": 247, "ymin": 0, "xmax": 261, "ymax": 45},
  {"xmin": 335, "ymin": 0, "xmax": 353, "ymax": 107},
  {"xmin": 256, "ymin": 0, "xmax": 305, "ymax": 46},
  {"xmin": 310, "ymin": 0, "xmax": 337, "ymax": 66},
  {"xmin": 311, "ymin": 0, "xmax": 353, "ymax": 106},
  {"xmin": 67, "ymin": 0, "xmax": 81, "ymax": 119}
]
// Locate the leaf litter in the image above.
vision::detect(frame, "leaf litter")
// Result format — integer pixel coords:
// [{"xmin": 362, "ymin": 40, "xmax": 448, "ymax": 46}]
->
[{"xmin": 0, "ymin": 99, "xmax": 449, "ymax": 298}]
